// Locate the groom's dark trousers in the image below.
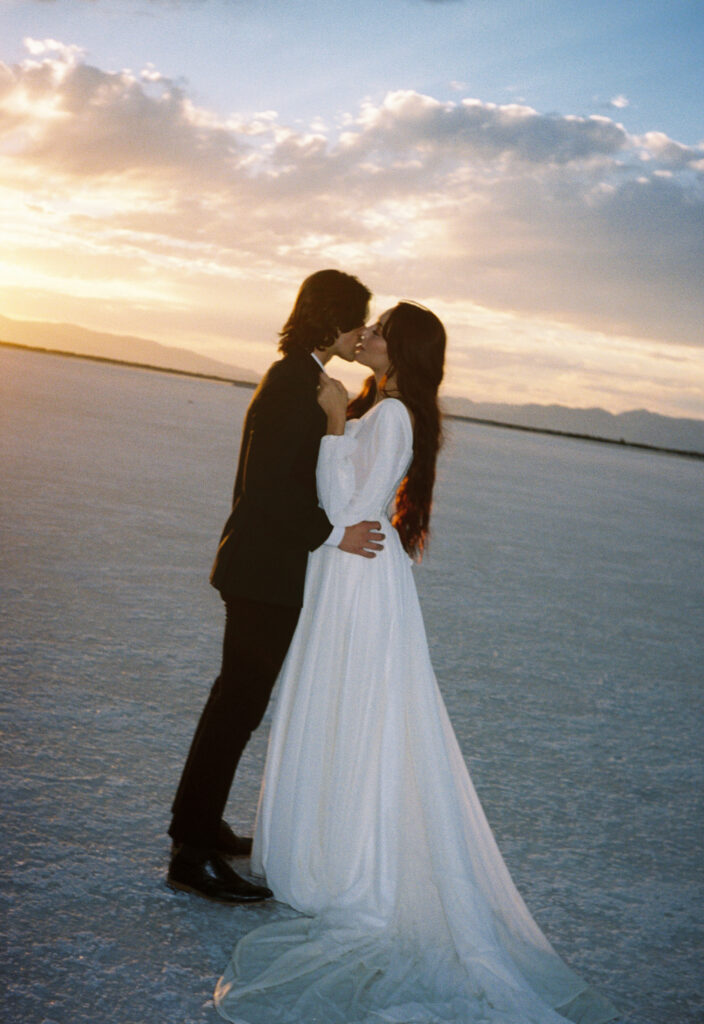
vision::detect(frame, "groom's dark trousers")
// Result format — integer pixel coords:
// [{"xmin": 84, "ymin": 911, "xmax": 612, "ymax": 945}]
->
[
  {"xmin": 169, "ymin": 597, "xmax": 300, "ymax": 849},
  {"xmin": 169, "ymin": 350, "xmax": 333, "ymax": 851}
]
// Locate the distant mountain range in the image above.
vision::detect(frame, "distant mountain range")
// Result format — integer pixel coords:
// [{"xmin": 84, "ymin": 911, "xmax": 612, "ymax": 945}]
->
[
  {"xmin": 0, "ymin": 312, "xmax": 258, "ymax": 384},
  {"xmin": 442, "ymin": 396, "xmax": 704, "ymax": 455},
  {"xmin": 2, "ymin": 312, "xmax": 703, "ymax": 456}
]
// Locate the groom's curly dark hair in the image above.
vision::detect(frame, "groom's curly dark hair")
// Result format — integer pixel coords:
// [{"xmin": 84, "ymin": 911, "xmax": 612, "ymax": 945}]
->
[{"xmin": 278, "ymin": 270, "xmax": 371, "ymax": 355}]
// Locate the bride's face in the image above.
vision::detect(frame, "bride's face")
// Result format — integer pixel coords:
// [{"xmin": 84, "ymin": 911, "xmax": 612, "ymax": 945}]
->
[{"xmin": 355, "ymin": 310, "xmax": 391, "ymax": 374}]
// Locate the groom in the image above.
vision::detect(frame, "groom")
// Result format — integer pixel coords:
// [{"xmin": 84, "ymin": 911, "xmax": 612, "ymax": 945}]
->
[{"xmin": 167, "ymin": 270, "xmax": 384, "ymax": 904}]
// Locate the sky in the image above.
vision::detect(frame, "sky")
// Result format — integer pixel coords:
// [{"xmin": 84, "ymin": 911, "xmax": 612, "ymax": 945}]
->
[{"xmin": 1, "ymin": 0, "xmax": 703, "ymax": 417}]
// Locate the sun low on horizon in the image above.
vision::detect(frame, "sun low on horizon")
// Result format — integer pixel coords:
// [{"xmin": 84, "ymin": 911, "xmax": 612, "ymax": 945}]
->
[{"xmin": 0, "ymin": 0, "xmax": 703, "ymax": 419}]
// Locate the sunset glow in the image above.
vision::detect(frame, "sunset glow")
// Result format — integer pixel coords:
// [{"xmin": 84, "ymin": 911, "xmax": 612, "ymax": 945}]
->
[{"xmin": 1, "ymin": 3, "xmax": 702, "ymax": 417}]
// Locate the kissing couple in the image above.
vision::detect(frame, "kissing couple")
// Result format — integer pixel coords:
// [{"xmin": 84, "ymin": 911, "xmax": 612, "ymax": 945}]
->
[{"xmin": 167, "ymin": 270, "xmax": 619, "ymax": 1024}]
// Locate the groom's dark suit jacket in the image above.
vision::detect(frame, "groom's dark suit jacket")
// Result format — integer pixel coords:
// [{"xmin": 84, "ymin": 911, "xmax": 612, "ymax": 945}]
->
[{"xmin": 210, "ymin": 350, "xmax": 334, "ymax": 608}]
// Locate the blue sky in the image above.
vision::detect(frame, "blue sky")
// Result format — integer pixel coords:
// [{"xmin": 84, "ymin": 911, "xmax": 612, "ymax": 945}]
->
[
  {"xmin": 1, "ymin": 0, "xmax": 703, "ymax": 415},
  {"xmin": 3, "ymin": 0, "xmax": 702, "ymax": 141}
]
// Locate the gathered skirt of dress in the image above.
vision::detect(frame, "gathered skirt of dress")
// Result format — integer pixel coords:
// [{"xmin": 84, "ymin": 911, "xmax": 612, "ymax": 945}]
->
[{"xmin": 214, "ymin": 524, "xmax": 618, "ymax": 1024}]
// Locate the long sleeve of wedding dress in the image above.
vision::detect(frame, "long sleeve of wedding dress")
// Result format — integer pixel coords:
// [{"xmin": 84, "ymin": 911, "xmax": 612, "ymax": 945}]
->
[
  {"xmin": 214, "ymin": 400, "xmax": 620, "ymax": 1024},
  {"xmin": 315, "ymin": 397, "xmax": 412, "ymax": 527}
]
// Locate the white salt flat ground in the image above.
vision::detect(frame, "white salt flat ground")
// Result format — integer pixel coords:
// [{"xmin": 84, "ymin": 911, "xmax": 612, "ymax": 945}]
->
[{"xmin": 1, "ymin": 346, "xmax": 702, "ymax": 1024}]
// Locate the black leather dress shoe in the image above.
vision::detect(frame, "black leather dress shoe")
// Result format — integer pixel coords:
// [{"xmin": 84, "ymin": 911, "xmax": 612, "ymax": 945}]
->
[
  {"xmin": 217, "ymin": 819, "xmax": 253, "ymax": 857},
  {"xmin": 167, "ymin": 848, "xmax": 272, "ymax": 904}
]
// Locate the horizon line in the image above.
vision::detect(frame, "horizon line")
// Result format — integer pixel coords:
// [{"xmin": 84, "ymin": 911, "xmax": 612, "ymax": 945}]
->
[{"xmin": 2, "ymin": 339, "xmax": 702, "ymax": 461}]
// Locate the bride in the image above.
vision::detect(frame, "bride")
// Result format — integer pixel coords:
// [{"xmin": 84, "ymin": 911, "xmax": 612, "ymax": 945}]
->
[{"xmin": 215, "ymin": 302, "xmax": 618, "ymax": 1024}]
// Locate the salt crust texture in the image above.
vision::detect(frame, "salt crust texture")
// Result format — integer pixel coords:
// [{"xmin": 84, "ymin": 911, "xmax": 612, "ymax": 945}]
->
[{"xmin": 1, "ymin": 347, "xmax": 702, "ymax": 1024}]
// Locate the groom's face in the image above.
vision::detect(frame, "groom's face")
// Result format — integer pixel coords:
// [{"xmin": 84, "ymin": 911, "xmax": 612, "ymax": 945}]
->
[{"xmin": 328, "ymin": 324, "xmax": 367, "ymax": 362}]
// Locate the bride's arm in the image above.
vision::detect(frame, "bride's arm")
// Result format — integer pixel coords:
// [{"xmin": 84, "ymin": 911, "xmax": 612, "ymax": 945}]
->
[{"xmin": 316, "ymin": 399, "xmax": 412, "ymax": 526}]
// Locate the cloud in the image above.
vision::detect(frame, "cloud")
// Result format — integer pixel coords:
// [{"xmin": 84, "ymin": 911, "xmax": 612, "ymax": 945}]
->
[
  {"xmin": 345, "ymin": 91, "xmax": 628, "ymax": 166},
  {"xmin": 23, "ymin": 38, "xmax": 78, "ymax": 56},
  {"xmin": 609, "ymin": 94, "xmax": 629, "ymax": 109},
  {"xmin": 1, "ymin": 40, "xmax": 245, "ymax": 180},
  {"xmin": 0, "ymin": 42, "xmax": 703, "ymax": 410}
]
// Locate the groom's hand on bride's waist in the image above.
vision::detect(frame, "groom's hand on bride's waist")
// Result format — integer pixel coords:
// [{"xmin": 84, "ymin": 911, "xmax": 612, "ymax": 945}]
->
[{"xmin": 338, "ymin": 521, "xmax": 385, "ymax": 558}]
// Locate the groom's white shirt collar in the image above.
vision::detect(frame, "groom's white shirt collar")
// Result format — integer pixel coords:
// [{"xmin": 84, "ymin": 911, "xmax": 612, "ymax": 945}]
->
[{"xmin": 311, "ymin": 351, "xmax": 325, "ymax": 372}]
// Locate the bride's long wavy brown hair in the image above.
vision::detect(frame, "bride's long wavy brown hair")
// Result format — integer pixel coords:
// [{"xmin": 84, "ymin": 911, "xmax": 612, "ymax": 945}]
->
[{"xmin": 347, "ymin": 302, "xmax": 446, "ymax": 560}]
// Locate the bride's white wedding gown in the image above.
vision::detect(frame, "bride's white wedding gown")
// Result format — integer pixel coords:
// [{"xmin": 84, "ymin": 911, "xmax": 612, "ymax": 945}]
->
[{"xmin": 215, "ymin": 399, "xmax": 618, "ymax": 1024}]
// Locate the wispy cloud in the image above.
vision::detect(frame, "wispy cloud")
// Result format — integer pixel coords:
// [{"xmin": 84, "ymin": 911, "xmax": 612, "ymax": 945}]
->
[
  {"xmin": 1, "ymin": 42, "xmax": 703, "ymax": 413},
  {"xmin": 609, "ymin": 94, "xmax": 629, "ymax": 109}
]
